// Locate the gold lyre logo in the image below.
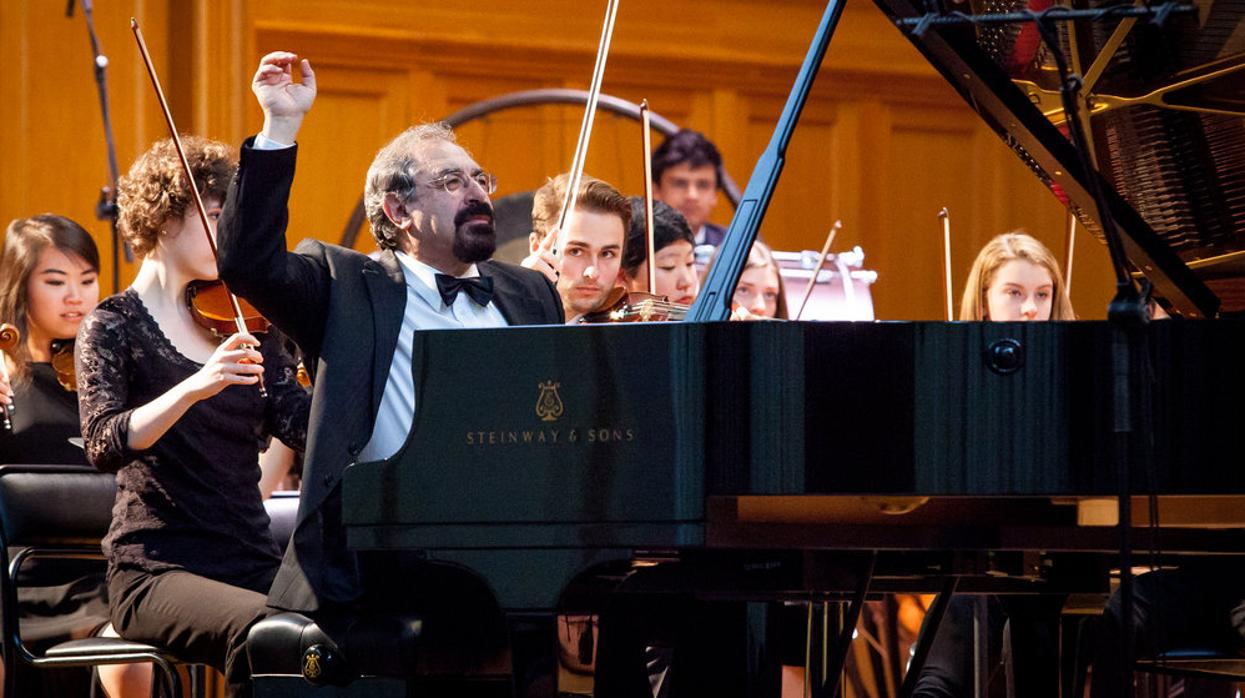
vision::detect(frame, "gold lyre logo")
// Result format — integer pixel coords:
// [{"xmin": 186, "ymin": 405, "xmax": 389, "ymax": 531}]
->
[
  {"xmin": 535, "ymin": 381, "xmax": 565, "ymax": 422},
  {"xmin": 302, "ymin": 651, "xmax": 321, "ymax": 680}
]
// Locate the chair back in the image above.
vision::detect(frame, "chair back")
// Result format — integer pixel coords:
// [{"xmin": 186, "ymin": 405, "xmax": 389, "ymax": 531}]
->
[{"xmin": 0, "ymin": 465, "xmax": 116, "ymax": 548}]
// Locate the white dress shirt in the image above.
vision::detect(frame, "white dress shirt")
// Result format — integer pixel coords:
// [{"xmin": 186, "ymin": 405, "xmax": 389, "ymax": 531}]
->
[{"xmin": 356, "ymin": 253, "xmax": 508, "ymax": 462}]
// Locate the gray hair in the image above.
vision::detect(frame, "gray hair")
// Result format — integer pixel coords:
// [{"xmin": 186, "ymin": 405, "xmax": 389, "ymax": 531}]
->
[{"xmin": 363, "ymin": 122, "xmax": 458, "ymax": 251}]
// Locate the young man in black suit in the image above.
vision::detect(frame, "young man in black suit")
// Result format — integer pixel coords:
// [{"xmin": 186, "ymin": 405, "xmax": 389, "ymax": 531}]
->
[{"xmin": 216, "ymin": 51, "xmax": 564, "ymax": 618}]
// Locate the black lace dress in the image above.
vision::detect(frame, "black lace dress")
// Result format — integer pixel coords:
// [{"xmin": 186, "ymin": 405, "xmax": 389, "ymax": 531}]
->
[{"xmin": 76, "ymin": 289, "xmax": 309, "ymax": 589}]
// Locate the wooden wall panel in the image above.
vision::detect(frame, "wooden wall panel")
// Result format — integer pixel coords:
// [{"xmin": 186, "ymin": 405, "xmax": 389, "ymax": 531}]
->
[{"xmin": 3, "ymin": 0, "xmax": 1120, "ymax": 319}]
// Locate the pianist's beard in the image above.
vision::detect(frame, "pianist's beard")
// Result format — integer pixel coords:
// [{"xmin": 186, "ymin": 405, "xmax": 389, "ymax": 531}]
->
[{"xmin": 452, "ymin": 202, "xmax": 497, "ymax": 264}]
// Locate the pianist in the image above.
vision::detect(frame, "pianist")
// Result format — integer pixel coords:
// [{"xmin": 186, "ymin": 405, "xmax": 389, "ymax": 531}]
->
[
  {"xmin": 523, "ymin": 173, "xmax": 631, "ymax": 323},
  {"xmin": 215, "ymin": 51, "xmax": 564, "ymax": 617}
]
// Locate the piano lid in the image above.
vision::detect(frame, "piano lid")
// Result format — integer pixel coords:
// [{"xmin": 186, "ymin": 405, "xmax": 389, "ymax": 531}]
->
[{"xmin": 873, "ymin": 0, "xmax": 1245, "ymax": 317}]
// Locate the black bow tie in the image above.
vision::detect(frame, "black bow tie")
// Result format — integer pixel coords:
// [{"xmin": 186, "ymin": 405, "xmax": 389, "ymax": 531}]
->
[{"xmin": 435, "ymin": 273, "xmax": 494, "ymax": 307}]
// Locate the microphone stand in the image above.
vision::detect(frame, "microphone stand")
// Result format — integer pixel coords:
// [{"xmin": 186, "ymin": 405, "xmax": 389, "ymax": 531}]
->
[{"xmin": 69, "ymin": 0, "xmax": 130, "ymax": 294}]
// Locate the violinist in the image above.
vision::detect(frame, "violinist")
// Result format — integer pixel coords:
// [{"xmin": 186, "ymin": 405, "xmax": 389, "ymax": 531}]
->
[
  {"xmin": 0, "ymin": 215, "xmax": 154, "ymax": 698},
  {"xmin": 523, "ymin": 173, "xmax": 631, "ymax": 323},
  {"xmin": 0, "ymin": 215, "xmax": 99, "ymax": 466},
  {"xmin": 620, "ymin": 198, "xmax": 699, "ymax": 306},
  {"xmin": 215, "ymin": 52, "xmax": 562, "ymax": 622},
  {"xmin": 76, "ymin": 135, "xmax": 310, "ymax": 698}
]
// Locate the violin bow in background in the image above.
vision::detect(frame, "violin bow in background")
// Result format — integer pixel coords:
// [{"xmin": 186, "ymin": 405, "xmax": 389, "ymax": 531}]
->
[
  {"xmin": 554, "ymin": 0, "xmax": 620, "ymax": 252},
  {"xmin": 794, "ymin": 220, "xmax": 841, "ymax": 321},
  {"xmin": 640, "ymin": 99, "xmax": 657, "ymax": 293},
  {"xmin": 130, "ymin": 18, "xmax": 266, "ymax": 397},
  {"xmin": 939, "ymin": 207, "xmax": 953, "ymax": 321}
]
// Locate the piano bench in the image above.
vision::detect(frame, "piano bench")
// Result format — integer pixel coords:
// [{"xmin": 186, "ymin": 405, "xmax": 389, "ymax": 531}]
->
[
  {"xmin": 248, "ymin": 611, "xmax": 422, "ymax": 697},
  {"xmin": 1135, "ymin": 647, "xmax": 1245, "ymax": 681}
]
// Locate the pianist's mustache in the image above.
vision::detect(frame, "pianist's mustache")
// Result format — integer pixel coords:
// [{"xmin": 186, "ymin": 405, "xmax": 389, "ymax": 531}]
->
[{"xmin": 455, "ymin": 203, "xmax": 495, "ymax": 228}]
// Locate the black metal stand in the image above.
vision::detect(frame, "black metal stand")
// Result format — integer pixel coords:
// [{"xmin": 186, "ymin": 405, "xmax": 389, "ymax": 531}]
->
[{"xmin": 69, "ymin": 0, "xmax": 129, "ymax": 293}]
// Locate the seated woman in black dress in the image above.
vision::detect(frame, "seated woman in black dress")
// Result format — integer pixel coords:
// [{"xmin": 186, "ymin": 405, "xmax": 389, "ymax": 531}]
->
[
  {"xmin": 0, "ymin": 214, "xmax": 155, "ymax": 698},
  {"xmin": 76, "ymin": 136, "xmax": 309, "ymax": 698}
]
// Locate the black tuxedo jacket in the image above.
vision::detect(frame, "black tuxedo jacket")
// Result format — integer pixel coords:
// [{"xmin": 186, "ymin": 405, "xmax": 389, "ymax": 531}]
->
[{"xmin": 217, "ymin": 141, "xmax": 564, "ymax": 613}]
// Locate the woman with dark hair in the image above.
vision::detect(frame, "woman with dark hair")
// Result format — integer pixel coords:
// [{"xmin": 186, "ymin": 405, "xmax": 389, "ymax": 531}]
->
[
  {"xmin": 0, "ymin": 214, "xmax": 100, "ymax": 465},
  {"xmin": 0, "ymin": 215, "xmax": 155, "ymax": 697},
  {"xmin": 620, "ymin": 197, "xmax": 699, "ymax": 306},
  {"xmin": 76, "ymin": 136, "xmax": 309, "ymax": 698}
]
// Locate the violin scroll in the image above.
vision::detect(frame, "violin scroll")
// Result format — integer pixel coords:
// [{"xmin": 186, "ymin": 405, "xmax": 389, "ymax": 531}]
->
[{"xmin": 0, "ymin": 322, "xmax": 17, "ymax": 432}]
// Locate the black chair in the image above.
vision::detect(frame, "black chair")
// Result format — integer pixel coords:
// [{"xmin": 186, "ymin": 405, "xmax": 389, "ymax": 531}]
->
[{"xmin": 0, "ymin": 463, "xmax": 186, "ymax": 698}]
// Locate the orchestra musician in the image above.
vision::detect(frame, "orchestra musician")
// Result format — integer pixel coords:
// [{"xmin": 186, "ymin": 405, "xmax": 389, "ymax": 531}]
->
[
  {"xmin": 214, "ymin": 52, "xmax": 564, "ymax": 627},
  {"xmin": 75, "ymin": 135, "xmax": 311, "ymax": 698},
  {"xmin": 620, "ymin": 197, "xmax": 699, "ymax": 306},
  {"xmin": 523, "ymin": 173, "xmax": 632, "ymax": 323},
  {"xmin": 704, "ymin": 241, "xmax": 789, "ymax": 321},
  {"xmin": 0, "ymin": 215, "xmax": 156, "ymax": 698},
  {"xmin": 651, "ymin": 129, "xmax": 728, "ymax": 248},
  {"xmin": 911, "ymin": 231, "xmax": 1073, "ymax": 698},
  {"xmin": 0, "ymin": 215, "xmax": 99, "ymax": 466}
]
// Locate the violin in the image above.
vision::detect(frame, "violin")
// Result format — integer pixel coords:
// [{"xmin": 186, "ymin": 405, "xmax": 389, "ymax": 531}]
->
[
  {"xmin": 578, "ymin": 287, "xmax": 688, "ymax": 323},
  {"xmin": 185, "ymin": 280, "xmax": 270, "ymax": 339},
  {"xmin": 50, "ymin": 339, "xmax": 77, "ymax": 393},
  {"xmin": 0, "ymin": 323, "xmax": 18, "ymax": 431}
]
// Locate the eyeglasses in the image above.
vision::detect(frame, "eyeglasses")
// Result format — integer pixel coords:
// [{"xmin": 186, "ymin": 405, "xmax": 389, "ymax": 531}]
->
[{"xmin": 425, "ymin": 170, "xmax": 498, "ymax": 195}]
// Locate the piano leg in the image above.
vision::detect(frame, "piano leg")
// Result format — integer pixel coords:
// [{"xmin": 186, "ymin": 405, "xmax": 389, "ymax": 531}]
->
[{"xmin": 898, "ymin": 577, "xmax": 961, "ymax": 698}]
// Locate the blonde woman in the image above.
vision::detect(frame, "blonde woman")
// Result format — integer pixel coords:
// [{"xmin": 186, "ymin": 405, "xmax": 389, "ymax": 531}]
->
[{"xmin": 959, "ymin": 231, "xmax": 1074, "ymax": 321}]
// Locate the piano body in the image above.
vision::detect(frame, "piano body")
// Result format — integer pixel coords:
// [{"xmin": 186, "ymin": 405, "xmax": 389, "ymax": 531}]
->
[{"xmin": 339, "ymin": 0, "xmax": 1245, "ymax": 691}]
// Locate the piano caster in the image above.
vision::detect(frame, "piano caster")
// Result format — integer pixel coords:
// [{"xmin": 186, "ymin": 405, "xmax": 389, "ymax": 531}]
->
[{"xmin": 984, "ymin": 338, "xmax": 1025, "ymax": 374}]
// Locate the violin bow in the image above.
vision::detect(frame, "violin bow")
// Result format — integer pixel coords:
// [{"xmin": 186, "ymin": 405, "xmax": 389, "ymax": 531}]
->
[
  {"xmin": 939, "ymin": 207, "xmax": 953, "ymax": 321},
  {"xmin": 794, "ymin": 220, "xmax": 841, "ymax": 321},
  {"xmin": 0, "ymin": 324, "xmax": 17, "ymax": 432},
  {"xmin": 640, "ymin": 99, "xmax": 657, "ymax": 293},
  {"xmin": 554, "ymin": 0, "xmax": 620, "ymax": 252},
  {"xmin": 1063, "ymin": 211, "xmax": 1077, "ymax": 297},
  {"xmin": 130, "ymin": 18, "xmax": 266, "ymax": 396}
]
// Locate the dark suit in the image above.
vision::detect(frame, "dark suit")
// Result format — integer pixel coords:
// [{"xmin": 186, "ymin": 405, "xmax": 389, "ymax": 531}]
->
[
  {"xmin": 699, "ymin": 222, "xmax": 726, "ymax": 247},
  {"xmin": 217, "ymin": 140, "xmax": 564, "ymax": 613}
]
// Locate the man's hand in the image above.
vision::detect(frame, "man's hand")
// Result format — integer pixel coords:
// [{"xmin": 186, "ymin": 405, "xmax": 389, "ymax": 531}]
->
[
  {"xmin": 253, "ymin": 52, "xmax": 317, "ymax": 145},
  {"xmin": 520, "ymin": 227, "xmax": 560, "ymax": 284}
]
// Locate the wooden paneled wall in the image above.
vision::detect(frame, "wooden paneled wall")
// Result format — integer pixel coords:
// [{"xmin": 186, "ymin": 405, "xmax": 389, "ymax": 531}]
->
[{"xmin": 1, "ymin": 0, "xmax": 1116, "ymax": 319}]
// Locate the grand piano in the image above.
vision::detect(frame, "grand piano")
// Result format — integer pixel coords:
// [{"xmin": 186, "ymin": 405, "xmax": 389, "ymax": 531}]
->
[{"xmin": 340, "ymin": 0, "xmax": 1245, "ymax": 694}]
